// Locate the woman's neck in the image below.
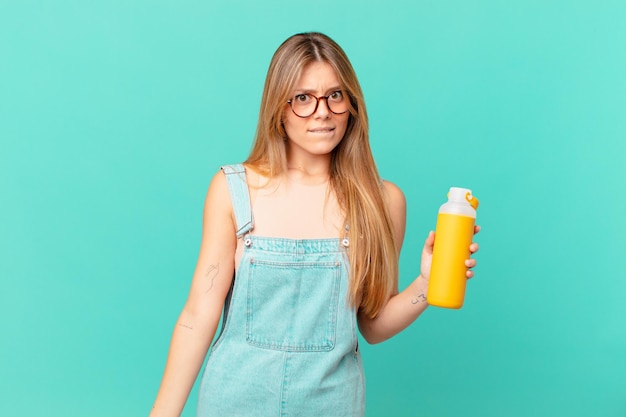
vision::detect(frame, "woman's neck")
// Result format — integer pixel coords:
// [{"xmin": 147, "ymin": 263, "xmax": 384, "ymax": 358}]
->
[
  {"xmin": 285, "ymin": 156, "xmax": 331, "ymax": 185},
  {"xmin": 285, "ymin": 165, "xmax": 330, "ymax": 186}
]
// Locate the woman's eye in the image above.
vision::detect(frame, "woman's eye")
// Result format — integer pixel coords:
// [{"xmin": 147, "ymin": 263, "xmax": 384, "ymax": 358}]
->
[
  {"xmin": 295, "ymin": 94, "xmax": 310, "ymax": 103},
  {"xmin": 329, "ymin": 91, "xmax": 343, "ymax": 101}
]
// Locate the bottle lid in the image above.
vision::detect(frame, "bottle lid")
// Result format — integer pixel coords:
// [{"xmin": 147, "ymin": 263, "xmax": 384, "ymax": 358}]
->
[{"xmin": 449, "ymin": 187, "xmax": 479, "ymax": 210}]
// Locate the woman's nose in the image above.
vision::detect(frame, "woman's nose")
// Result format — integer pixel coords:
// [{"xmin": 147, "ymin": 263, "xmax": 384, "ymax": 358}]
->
[{"xmin": 314, "ymin": 97, "xmax": 331, "ymax": 118}]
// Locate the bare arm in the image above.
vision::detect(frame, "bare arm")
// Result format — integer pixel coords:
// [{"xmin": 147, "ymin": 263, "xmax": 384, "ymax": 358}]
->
[
  {"xmin": 357, "ymin": 181, "xmax": 479, "ymax": 344},
  {"xmin": 150, "ymin": 170, "xmax": 237, "ymax": 417}
]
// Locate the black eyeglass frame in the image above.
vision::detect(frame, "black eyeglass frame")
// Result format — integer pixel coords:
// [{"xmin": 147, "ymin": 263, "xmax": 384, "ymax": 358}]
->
[{"xmin": 286, "ymin": 91, "xmax": 350, "ymax": 118}]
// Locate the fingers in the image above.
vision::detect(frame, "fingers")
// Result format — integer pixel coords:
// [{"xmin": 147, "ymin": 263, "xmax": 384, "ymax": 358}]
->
[
  {"xmin": 465, "ymin": 259, "xmax": 477, "ymax": 279},
  {"xmin": 423, "ymin": 231, "xmax": 435, "ymax": 254},
  {"xmin": 467, "ymin": 226, "xmax": 480, "ymax": 278}
]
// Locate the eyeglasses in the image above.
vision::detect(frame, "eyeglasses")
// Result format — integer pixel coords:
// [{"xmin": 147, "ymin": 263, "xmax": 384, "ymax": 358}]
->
[{"xmin": 287, "ymin": 90, "xmax": 349, "ymax": 118}]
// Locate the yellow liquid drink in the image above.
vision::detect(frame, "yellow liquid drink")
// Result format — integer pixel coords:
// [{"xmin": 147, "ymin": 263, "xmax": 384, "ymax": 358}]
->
[{"xmin": 427, "ymin": 188, "xmax": 478, "ymax": 309}]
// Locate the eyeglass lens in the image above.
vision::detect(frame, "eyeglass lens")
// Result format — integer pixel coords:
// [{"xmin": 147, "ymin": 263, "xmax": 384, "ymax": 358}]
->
[{"xmin": 289, "ymin": 91, "xmax": 348, "ymax": 117}]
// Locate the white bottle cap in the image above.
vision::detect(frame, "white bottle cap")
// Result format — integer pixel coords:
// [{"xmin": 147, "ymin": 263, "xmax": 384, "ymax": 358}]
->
[{"xmin": 449, "ymin": 187, "xmax": 473, "ymax": 202}]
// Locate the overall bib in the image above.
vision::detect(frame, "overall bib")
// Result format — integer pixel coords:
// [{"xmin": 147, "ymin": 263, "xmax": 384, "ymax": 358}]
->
[{"xmin": 197, "ymin": 164, "xmax": 365, "ymax": 417}]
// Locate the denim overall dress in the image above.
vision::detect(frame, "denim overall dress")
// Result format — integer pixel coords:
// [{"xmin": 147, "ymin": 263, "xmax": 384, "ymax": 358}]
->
[{"xmin": 197, "ymin": 164, "xmax": 365, "ymax": 417}]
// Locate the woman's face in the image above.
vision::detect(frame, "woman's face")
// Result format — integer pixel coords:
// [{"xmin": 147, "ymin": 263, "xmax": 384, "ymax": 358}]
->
[{"xmin": 282, "ymin": 61, "xmax": 349, "ymax": 160}]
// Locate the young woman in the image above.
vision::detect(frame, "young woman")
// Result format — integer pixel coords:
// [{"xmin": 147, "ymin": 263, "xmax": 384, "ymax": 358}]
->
[{"xmin": 150, "ymin": 32, "xmax": 479, "ymax": 417}]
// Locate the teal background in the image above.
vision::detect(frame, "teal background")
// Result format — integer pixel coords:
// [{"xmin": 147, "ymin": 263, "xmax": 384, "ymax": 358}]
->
[{"xmin": 1, "ymin": 0, "xmax": 625, "ymax": 416}]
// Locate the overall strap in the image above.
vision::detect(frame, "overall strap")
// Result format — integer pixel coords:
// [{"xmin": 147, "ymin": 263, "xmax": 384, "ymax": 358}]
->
[{"xmin": 221, "ymin": 164, "xmax": 254, "ymax": 237}]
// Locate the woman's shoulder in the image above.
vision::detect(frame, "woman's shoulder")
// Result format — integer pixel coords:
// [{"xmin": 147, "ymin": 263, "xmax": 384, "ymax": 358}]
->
[
  {"xmin": 206, "ymin": 168, "xmax": 232, "ymax": 208},
  {"xmin": 380, "ymin": 179, "xmax": 407, "ymax": 246},
  {"xmin": 381, "ymin": 179, "xmax": 406, "ymax": 207},
  {"xmin": 206, "ymin": 163, "xmax": 265, "ymax": 209},
  {"xmin": 210, "ymin": 163, "xmax": 258, "ymax": 188}
]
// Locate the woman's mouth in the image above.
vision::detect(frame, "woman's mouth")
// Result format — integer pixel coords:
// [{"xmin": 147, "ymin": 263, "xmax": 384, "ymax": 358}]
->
[{"xmin": 308, "ymin": 127, "xmax": 335, "ymax": 133}]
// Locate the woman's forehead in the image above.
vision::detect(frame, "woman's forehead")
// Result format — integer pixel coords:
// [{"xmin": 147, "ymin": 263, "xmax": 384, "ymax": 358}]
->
[{"xmin": 294, "ymin": 61, "xmax": 341, "ymax": 91}]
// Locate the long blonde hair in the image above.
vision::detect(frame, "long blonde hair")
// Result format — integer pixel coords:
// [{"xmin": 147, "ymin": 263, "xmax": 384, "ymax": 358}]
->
[{"xmin": 245, "ymin": 32, "xmax": 398, "ymax": 318}]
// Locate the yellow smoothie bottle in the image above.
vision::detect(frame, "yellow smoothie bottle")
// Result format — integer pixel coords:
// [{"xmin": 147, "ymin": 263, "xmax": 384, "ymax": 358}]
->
[{"xmin": 427, "ymin": 187, "xmax": 479, "ymax": 309}]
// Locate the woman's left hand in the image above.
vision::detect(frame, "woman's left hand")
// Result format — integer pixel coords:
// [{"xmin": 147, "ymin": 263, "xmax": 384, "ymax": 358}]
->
[
  {"xmin": 465, "ymin": 225, "xmax": 480, "ymax": 279},
  {"xmin": 420, "ymin": 225, "xmax": 481, "ymax": 281}
]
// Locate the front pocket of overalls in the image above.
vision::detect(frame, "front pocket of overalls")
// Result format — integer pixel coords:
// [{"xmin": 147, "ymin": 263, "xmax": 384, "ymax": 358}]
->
[{"xmin": 246, "ymin": 259, "xmax": 341, "ymax": 352}]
